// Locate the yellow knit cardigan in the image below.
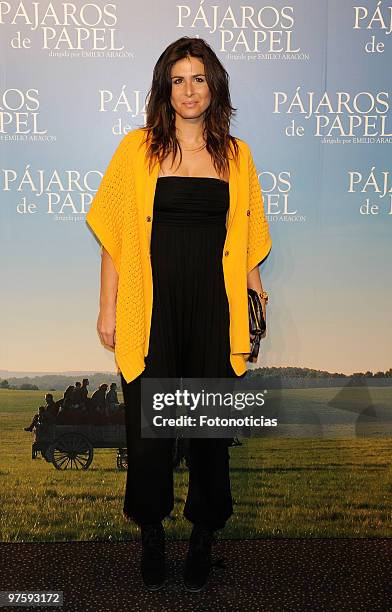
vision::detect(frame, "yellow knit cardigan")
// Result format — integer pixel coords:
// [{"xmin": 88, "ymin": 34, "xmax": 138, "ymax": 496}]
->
[{"xmin": 86, "ymin": 127, "xmax": 272, "ymax": 383}]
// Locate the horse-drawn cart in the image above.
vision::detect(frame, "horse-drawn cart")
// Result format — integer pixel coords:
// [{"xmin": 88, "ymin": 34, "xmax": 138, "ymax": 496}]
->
[
  {"xmin": 30, "ymin": 420, "xmax": 195, "ymax": 471},
  {"xmin": 32, "ymin": 422, "xmax": 128, "ymax": 470}
]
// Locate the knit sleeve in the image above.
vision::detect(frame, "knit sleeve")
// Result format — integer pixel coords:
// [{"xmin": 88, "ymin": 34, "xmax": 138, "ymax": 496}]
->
[
  {"xmin": 86, "ymin": 136, "xmax": 129, "ymax": 275},
  {"xmin": 247, "ymin": 146, "xmax": 272, "ymax": 274}
]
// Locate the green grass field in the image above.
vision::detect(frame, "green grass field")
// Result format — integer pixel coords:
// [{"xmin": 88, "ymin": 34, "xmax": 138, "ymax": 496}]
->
[{"xmin": 1, "ymin": 387, "xmax": 391, "ymax": 541}]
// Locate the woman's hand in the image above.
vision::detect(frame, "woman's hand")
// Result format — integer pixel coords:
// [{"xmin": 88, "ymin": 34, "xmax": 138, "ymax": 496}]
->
[{"xmin": 97, "ymin": 306, "xmax": 116, "ymax": 349}]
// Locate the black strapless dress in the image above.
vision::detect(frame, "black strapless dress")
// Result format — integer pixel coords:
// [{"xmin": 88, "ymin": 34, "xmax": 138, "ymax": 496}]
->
[{"xmin": 120, "ymin": 175, "xmax": 238, "ymax": 531}]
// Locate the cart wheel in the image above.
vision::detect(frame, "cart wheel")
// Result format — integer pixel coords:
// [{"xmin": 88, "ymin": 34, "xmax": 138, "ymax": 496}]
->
[
  {"xmin": 47, "ymin": 433, "xmax": 93, "ymax": 470},
  {"xmin": 117, "ymin": 448, "xmax": 128, "ymax": 470}
]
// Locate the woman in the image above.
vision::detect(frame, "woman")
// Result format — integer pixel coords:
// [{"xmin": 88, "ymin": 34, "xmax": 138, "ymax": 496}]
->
[{"xmin": 86, "ymin": 37, "xmax": 272, "ymax": 592}]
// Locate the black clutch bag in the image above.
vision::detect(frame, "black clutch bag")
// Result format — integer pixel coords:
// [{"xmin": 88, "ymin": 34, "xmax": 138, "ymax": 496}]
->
[{"xmin": 247, "ymin": 288, "xmax": 266, "ymax": 362}]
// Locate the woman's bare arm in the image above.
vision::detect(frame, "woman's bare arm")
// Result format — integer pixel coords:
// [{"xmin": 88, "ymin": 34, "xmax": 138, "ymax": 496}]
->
[{"xmin": 97, "ymin": 247, "xmax": 119, "ymax": 349}]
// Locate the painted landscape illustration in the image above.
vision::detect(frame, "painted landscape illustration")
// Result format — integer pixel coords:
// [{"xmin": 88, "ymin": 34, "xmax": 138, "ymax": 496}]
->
[{"xmin": 2, "ymin": 366, "xmax": 391, "ymax": 542}]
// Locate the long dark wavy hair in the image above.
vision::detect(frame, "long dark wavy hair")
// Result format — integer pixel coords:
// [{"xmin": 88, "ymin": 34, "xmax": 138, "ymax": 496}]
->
[{"xmin": 139, "ymin": 37, "xmax": 240, "ymax": 177}]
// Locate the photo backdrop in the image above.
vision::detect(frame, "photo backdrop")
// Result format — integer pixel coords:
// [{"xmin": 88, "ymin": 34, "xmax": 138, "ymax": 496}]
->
[{"xmin": 1, "ymin": 1, "xmax": 392, "ymax": 541}]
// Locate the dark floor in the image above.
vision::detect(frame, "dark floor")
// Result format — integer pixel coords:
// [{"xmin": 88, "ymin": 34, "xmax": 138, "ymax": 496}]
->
[{"xmin": 0, "ymin": 538, "xmax": 391, "ymax": 612}]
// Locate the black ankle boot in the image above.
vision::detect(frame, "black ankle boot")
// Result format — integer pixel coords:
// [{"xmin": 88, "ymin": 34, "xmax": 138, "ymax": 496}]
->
[
  {"xmin": 183, "ymin": 523, "xmax": 214, "ymax": 592},
  {"xmin": 140, "ymin": 522, "xmax": 166, "ymax": 590}
]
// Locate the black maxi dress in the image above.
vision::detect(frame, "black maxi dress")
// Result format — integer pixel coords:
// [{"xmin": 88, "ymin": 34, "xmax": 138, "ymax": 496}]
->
[{"xmin": 120, "ymin": 176, "xmax": 244, "ymax": 532}]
